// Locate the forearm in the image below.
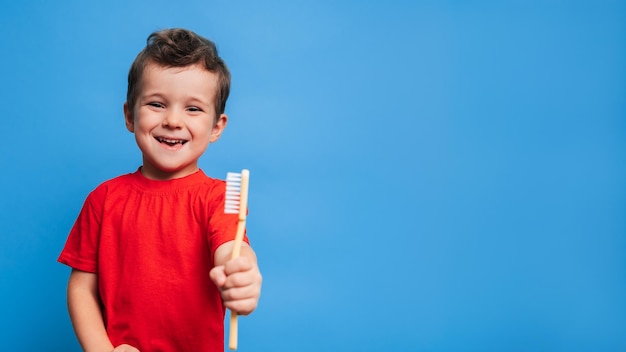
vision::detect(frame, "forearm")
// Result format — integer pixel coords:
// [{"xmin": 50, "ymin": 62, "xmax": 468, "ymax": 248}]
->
[{"xmin": 67, "ymin": 269, "xmax": 114, "ymax": 352}]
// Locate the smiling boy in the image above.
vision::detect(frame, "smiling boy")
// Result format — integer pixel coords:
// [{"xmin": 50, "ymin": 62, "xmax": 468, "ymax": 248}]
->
[
  {"xmin": 126, "ymin": 62, "xmax": 224, "ymax": 180},
  {"xmin": 58, "ymin": 29, "xmax": 262, "ymax": 352}
]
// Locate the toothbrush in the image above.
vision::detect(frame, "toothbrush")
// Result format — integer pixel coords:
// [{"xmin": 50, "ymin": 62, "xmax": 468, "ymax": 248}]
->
[{"xmin": 224, "ymin": 169, "xmax": 250, "ymax": 350}]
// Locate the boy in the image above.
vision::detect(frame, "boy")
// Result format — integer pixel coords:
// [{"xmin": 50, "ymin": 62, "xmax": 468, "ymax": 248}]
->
[{"xmin": 58, "ymin": 28, "xmax": 262, "ymax": 352}]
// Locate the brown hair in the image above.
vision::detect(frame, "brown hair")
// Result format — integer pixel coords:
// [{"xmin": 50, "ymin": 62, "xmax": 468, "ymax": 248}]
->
[{"xmin": 126, "ymin": 28, "xmax": 231, "ymax": 119}]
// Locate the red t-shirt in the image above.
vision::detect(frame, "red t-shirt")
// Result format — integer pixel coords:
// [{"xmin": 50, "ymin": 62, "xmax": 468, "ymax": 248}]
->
[{"xmin": 58, "ymin": 169, "xmax": 247, "ymax": 351}]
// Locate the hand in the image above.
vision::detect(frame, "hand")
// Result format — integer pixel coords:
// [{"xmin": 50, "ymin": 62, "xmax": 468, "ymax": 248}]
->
[
  {"xmin": 210, "ymin": 255, "xmax": 262, "ymax": 315},
  {"xmin": 113, "ymin": 344, "xmax": 140, "ymax": 352}
]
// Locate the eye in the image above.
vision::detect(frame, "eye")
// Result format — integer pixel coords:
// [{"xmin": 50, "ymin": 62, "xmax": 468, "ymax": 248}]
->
[
  {"xmin": 148, "ymin": 102, "xmax": 165, "ymax": 108},
  {"xmin": 187, "ymin": 106, "xmax": 203, "ymax": 112}
]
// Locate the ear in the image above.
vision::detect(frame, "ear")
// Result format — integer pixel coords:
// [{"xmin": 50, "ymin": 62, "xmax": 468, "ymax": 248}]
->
[
  {"xmin": 124, "ymin": 102, "xmax": 135, "ymax": 133},
  {"xmin": 209, "ymin": 114, "xmax": 228, "ymax": 143}
]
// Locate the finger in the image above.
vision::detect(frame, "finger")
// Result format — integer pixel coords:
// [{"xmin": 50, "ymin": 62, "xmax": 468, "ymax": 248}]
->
[
  {"xmin": 220, "ymin": 282, "xmax": 261, "ymax": 302},
  {"xmin": 222, "ymin": 269, "xmax": 262, "ymax": 289},
  {"xmin": 209, "ymin": 265, "xmax": 226, "ymax": 287},
  {"xmin": 224, "ymin": 297, "xmax": 259, "ymax": 316},
  {"xmin": 223, "ymin": 256, "xmax": 254, "ymax": 275}
]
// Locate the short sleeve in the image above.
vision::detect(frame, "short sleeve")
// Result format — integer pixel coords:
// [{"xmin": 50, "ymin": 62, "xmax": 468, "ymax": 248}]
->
[
  {"xmin": 207, "ymin": 181, "xmax": 249, "ymax": 256},
  {"xmin": 57, "ymin": 189, "xmax": 104, "ymax": 273}
]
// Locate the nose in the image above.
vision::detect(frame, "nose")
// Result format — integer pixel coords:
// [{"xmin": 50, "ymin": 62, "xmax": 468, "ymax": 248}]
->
[{"xmin": 163, "ymin": 110, "xmax": 183, "ymax": 129}]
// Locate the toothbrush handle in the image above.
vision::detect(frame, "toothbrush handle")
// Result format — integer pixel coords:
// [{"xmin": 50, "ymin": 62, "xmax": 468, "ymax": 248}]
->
[
  {"xmin": 229, "ymin": 310, "xmax": 239, "ymax": 350},
  {"xmin": 229, "ymin": 169, "xmax": 249, "ymax": 350},
  {"xmin": 229, "ymin": 219, "xmax": 246, "ymax": 350}
]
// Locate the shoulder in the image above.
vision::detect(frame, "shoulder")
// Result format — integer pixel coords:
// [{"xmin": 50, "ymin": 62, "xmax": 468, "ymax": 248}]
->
[
  {"xmin": 202, "ymin": 174, "xmax": 225, "ymax": 190},
  {"xmin": 190, "ymin": 171, "xmax": 228, "ymax": 217},
  {"xmin": 197, "ymin": 172, "xmax": 226, "ymax": 198},
  {"xmin": 87, "ymin": 171, "xmax": 137, "ymax": 201}
]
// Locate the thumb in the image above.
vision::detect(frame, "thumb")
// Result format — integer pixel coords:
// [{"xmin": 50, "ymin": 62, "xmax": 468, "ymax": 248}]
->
[{"xmin": 209, "ymin": 265, "xmax": 226, "ymax": 288}]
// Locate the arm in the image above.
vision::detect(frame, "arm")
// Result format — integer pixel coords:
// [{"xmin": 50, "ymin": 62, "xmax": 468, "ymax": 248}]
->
[
  {"xmin": 67, "ymin": 270, "xmax": 140, "ymax": 352},
  {"xmin": 210, "ymin": 241, "xmax": 262, "ymax": 315},
  {"xmin": 67, "ymin": 269, "xmax": 115, "ymax": 352}
]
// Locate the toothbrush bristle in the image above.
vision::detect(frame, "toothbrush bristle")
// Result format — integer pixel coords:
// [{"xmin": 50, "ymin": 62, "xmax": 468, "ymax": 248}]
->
[{"xmin": 225, "ymin": 172, "xmax": 242, "ymax": 214}]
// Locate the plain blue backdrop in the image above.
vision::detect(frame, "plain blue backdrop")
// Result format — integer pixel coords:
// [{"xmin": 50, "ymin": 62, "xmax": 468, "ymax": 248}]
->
[{"xmin": 1, "ymin": 1, "xmax": 625, "ymax": 351}]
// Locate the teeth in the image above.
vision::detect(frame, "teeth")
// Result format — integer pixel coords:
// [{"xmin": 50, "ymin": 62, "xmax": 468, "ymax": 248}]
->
[{"xmin": 157, "ymin": 137, "xmax": 186, "ymax": 144}]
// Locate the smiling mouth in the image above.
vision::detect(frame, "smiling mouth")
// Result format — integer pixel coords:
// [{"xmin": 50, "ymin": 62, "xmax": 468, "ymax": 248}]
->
[{"xmin": 155, "ymin": 136, "xmax": 188, "ymax": 146}]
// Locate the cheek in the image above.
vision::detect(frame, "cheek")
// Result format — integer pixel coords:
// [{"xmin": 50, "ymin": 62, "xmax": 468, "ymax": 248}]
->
[
  {"xmin": 189, "ymin": 120, "xmax": 214, "ymax": 139},
  {"xmin": 134, "ymin": 115, "xmax": 158, "ymax": 133}
]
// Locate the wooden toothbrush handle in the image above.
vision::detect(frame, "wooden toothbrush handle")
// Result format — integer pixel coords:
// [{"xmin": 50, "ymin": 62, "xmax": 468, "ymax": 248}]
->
[
  {"xmin": 229, "ymin": 169, "xmax": 249, "ymax": 350},
  {"xmin": 229, "ymin": 220, "xmax": 246, "ymax": 350},
  {"xmin": 229, "ymin": 310, "xmax": 238, "ymax": 350}
]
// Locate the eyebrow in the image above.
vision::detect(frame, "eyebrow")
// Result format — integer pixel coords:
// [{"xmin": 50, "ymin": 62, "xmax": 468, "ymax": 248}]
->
[
  {"xmin": 140, "ymin": 93, "xmax": 213, "ymax": 107},
  {"xmin": 186, "ymin": 96, "xmax": 213, "ymax": 107},
  {"xmin": 140, "ymin": 92, "xmax": 165, "ymax": 101}
]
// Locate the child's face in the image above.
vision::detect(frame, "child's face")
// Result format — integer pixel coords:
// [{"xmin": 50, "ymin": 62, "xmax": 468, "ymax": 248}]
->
[{"xmin": 124, "ymin": 63, "xmax": 227, "ymax": 180}]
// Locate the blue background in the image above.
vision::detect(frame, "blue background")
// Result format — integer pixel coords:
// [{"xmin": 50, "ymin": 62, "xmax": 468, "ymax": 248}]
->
[{"xmin": 1, "ymin": 1, "xmax": 625, "ymax": 351}]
